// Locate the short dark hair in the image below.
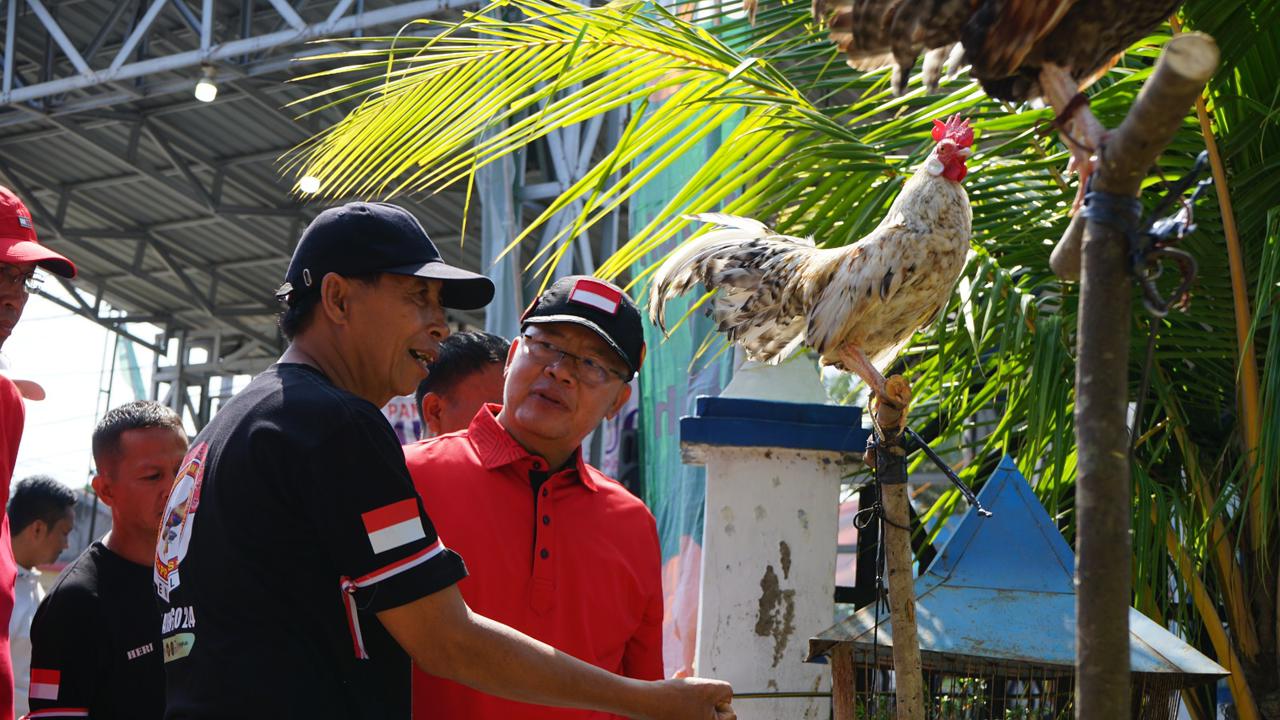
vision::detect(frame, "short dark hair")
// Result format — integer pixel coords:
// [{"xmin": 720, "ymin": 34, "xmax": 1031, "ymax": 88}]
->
[
  {"xmin": 8, "ymin": 475, "xmax": 76, "ymax": 535},
  {"xmin": 276, "ymin": 272, "xmax": 382, "ymax": 341},
  {"xmin": 415, "ymin": 331, "xmax": 510, "ymax": 425},
  {"xmin": 92, "ymin": 401, "xmax": 185, "ymax": 473}
]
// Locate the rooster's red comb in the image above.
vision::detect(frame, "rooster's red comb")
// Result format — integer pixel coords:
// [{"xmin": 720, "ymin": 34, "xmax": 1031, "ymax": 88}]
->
[{"xmin": 931, "ymin": 115, "xmax": 974, "ymax": 147}]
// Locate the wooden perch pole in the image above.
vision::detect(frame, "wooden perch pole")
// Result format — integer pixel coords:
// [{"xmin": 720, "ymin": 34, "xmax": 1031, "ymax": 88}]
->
[
  {"xmin": 864, "ymin": 376, "xmax": 923, "ymax": 720},
  {"xmin": 1073, "ymin": 32, "xmax": 1218, "ymax": 720}
]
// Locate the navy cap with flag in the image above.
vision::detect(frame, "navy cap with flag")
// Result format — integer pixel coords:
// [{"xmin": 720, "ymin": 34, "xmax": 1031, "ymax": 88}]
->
[
  {"xmin": 275, "ymin": 201, "xmax": 494, "ymax": 310},
  {"xmin": 520, "ymin": 276, "xmax": 645, "ymax": 378}
]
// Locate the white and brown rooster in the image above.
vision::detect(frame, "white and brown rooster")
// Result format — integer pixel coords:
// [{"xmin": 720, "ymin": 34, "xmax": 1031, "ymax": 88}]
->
[{"xmin": 649, "ymin": 116, "xmax": 974, "ymax": 406}]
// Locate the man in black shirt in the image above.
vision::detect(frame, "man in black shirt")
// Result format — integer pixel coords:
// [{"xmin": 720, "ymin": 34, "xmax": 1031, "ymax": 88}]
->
[
  {"xmin": 154, "ymin": 202, "xmax": 734, "ymax": 720},
  {"xmin": 30, "ymin": 401, "xmax": 188, "ymax": 720}
]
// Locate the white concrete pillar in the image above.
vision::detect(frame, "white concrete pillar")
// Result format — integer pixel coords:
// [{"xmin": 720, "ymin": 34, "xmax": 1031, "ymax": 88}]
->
[{"xmin": 681, "ymin": 365, "xmax": 865, "ymax": 720}]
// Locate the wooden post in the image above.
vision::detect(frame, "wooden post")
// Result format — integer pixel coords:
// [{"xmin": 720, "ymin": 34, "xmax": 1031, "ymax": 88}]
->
[
  {"xmin": 831, "ymin": 644, "xmax": 856, "ymax": 720},
  {"xmin": 1072, "ymin": 33, "xmax": 1218, "ymax": 720},
  {"xmin": 866, "ymin": 376, "xmax": 924, "ymax": 720}
]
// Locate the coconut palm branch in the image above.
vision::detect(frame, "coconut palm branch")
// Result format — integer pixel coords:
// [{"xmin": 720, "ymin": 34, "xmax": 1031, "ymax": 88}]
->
[{"xmin": 291, "ymin": 0, "xmax": 1280, "ymax": 713}]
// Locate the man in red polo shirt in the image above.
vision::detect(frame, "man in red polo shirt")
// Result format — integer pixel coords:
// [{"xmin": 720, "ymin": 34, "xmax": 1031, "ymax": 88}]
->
[
  {"xmin": 0, "ymin": 185, "xmax": 76, "ymax": 720},
  {"xmin": 405, "ymin": 276, "xmax": 661, "ymax": 720}
]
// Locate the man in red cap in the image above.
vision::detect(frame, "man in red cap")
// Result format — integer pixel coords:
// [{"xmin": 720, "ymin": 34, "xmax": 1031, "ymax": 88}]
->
[{"xmin": 0, "ymin": 184, "xmax": 76, "ymax": 720}]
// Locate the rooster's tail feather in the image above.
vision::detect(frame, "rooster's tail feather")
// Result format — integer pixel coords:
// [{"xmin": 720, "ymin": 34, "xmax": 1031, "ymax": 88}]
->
[{"xmin": 648, "ymin": 214, "xmax": 800, "ymax": 331}]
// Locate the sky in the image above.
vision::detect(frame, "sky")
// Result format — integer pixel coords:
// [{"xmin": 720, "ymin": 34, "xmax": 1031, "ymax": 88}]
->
[{"xmin": 6, "ymin": 289, "xmax": 158, "ymax": 490}]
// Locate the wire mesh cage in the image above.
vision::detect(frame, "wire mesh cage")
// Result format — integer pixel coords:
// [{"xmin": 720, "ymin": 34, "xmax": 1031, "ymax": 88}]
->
[
  {"xmin": 812, "ymin": 460, "xmax": 1226, "ymax": 720},
  {"xmin": 829, "ymin": 644, "xmax": 1188, "ymax": 720}
]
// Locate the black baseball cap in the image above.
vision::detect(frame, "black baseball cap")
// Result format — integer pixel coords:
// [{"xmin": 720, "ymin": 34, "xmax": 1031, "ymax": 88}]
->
[
  {"xmin": 274, "ymin": 201, "xmax": 494, "ymax": 310},
  {"xmin": 520, "ymin": 275, "xmax": 646, "ymax": 378}
]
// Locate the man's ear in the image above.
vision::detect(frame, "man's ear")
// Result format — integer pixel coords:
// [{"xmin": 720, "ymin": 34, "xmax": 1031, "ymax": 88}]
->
[
  {"xmin": 91, "ymin": 474, "xmax": 115, "ymax": 510},
  {"xmin": 604, "ymin": 382, "xmax": 632, "ymax": 421},
  {"xmin": 318, "ymin": 273, "xmax": 353, "ymax": 326},
  {"xmin": 27, "ymin": 519, "xmax": 48, "ymax": 542},
  {"xmin": 421, "ymin": 393, "xmax": 446, "ymax": 438},
  {"xmin": 505, "ymin": 336, "xmax": 521, "ymax": 371}
]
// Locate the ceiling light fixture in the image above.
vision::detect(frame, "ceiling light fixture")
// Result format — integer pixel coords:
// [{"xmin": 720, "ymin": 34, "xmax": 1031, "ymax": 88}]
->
[{"xmin": 194, "ymin": 64, "xmax": 218, "ymax": 103}]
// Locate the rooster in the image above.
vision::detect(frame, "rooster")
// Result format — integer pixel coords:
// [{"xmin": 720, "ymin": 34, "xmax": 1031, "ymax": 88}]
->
[
  {"xmin": 648, "ymin": 116, "xmax": 974, "ymax": 403},
  {"xmin": 812, "ymin": 0, "xmax": 1183, "ymax": 209}
]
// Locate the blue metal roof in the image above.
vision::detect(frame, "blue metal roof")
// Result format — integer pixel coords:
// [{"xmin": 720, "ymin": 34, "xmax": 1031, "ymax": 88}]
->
[{"xmin": 809, "ymin": 457, "xmax": 1227, "ymax": 684}]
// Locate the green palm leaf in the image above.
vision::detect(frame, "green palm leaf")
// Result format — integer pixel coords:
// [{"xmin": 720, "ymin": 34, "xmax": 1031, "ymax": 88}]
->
[{"xmin": 293, "ymin": 0, "xmax": 1280, "ymax": 710}]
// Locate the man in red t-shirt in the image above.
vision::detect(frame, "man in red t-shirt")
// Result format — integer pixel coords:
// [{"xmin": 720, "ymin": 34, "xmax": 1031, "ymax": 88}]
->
[
  {"xmin": 0, "ymin": 185, "xmax": 76, "ymax": 720},
  {"xmin": 405, "ymin": 276, "xmax": 661, "ymax": 720}
]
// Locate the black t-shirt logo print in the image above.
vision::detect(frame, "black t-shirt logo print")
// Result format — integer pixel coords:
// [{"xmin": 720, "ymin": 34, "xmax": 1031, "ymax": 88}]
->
[{"xmin": 155, "ymin": 443, "xmax": 208, "ymax": 602}]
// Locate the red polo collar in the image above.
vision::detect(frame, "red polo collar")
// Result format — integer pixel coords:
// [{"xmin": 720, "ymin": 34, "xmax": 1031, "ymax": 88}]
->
[{"xmin": 465, "ymin": 404, "xmax": 598, "ymax": 492}]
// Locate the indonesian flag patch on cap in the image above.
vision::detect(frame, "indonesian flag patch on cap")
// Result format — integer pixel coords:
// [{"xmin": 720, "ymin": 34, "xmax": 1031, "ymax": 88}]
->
[
  {"xmin": 30, "ymin": 669, "xmax": 61, "ymax": 700},
  {"xmin": 362, "ymin": 499, "xmax": 427, "ymax": 555},
  {"xmin": 568, "ymin": 278, "xmax": 622, "ymax": 315}
]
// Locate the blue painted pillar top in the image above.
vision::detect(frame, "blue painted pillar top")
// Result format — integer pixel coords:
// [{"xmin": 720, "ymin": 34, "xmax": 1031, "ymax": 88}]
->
[{"xmin": 679, "ymin": 396, "xmax": 869, "ymax": 454}]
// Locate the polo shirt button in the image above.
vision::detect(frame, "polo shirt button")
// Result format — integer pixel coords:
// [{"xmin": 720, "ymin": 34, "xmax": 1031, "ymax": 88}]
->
[
  {"xmin": 542, "ymin": 515, "xmax": 550, "ymax": 525},
  {"xmin": 540, "ymin": 549, "xmax": 550, "ymax": 559},
  {"xmin": 541, "ymin": 488, "xmax": 549, "ymax": 498},
  {"xmin": 532, "ymin": 460, "xmax": 542, "ymax": 469}
]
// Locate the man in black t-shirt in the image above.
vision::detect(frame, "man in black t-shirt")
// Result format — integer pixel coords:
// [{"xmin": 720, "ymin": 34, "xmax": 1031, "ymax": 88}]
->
[
  {"xmin": 155, "ymin": 202, "xmax": 735, "ymax": 720},
  {"xmin": 30, "ymin": 401, "xmax": 188, "ymax": 720}
]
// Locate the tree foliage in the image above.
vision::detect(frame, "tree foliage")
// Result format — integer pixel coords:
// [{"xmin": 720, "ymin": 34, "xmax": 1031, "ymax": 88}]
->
[{"xmin": 292, "ymin": 0, "xmax": 1280, "ymax": 712}]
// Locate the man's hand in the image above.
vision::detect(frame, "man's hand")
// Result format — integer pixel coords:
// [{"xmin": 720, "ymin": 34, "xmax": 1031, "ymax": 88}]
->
[
  {"xmin": 642, "ymin": 678, "xmax": 735, "ymax": 720},
  {"xmin": 380, "ymin": 586, "xmax": 736, "ymax": 719}
]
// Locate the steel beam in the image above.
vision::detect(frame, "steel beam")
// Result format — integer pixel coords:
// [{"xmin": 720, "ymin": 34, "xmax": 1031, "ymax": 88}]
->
[
  {"xmin": 108, "ymin": 0, "xmax": 170, "ymax": 73},
  {"xmin": 26, "ymin": 0, "xmax": 91, "ymax": 75},
  {"xmin": 264, "ymin": 0, "xmax": 307, "ymax": 31},
  {"xmin": 4, "ymin": 0, "xmax": 16, "ymax": 95},
  {"xmin": 0, "ymin": 155, "xmax": 281, "ymax": 348},
  {"xmin": 32, "ymin": 287, "xmax": 168, "ymax": 354},
  {"xmin": 4, "ymin": 0, "xmax": 478, "ymax": 105},
  {"xmin": 83, "ymin": 1, "xmax": 135, "ymax": 65},
  {"xmin": 200, "ymin": 0, "xmax": 212, "ymax": 50}
]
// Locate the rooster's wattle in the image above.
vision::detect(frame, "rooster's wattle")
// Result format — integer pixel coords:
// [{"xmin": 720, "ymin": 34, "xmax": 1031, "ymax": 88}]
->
[{"xmin": 648, "ymin": 117, "xmax": 974, "ymax": 399}]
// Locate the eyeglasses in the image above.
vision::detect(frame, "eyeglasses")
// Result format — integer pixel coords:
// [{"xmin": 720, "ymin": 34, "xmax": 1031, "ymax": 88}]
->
[
  {"xmin": 520, "ymin": 334, "xmax": 629, "ymax": 387},
  {"xmin": 0, "ymin": 266, "xmax": 41, "ymax": 295}
]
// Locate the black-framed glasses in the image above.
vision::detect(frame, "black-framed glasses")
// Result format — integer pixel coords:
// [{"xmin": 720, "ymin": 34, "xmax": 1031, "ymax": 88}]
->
[
  {"xmin": 0, "ymin": 266, "xmax": 41, "ymax": 295},
  {"xmin": 520, "ymin": 333, "xmax": 629, "ymax": 387}
]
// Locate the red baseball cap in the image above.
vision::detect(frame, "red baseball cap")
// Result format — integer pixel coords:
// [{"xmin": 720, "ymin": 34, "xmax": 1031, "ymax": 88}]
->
[{"xmin": 0, "ymin": 185, "xmax": 75, "ymax": 278}]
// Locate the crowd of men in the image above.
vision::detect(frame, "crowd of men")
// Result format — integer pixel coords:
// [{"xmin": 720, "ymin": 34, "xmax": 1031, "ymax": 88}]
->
[{"xmin": 0, "ymin": 189, "xmax": 735, "ymax": 719}]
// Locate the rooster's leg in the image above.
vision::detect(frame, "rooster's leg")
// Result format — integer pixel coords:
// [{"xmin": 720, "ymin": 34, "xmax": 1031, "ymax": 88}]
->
[
  {"xmin": 840, "ymin": 345, "xmax": 888, "ymax": 399},
  {"xmin": 839, "ymin": 346, "xmax": 912, "ymax": 424},
  {"xmin": 1039, "ymin": 62, "xmax": 1106, "ymax": 214}
]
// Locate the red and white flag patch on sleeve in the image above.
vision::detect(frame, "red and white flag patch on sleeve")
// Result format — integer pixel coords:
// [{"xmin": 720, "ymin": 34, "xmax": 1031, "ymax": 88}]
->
[
  {"xmin": 568, "ymin": 278, "xmax": 622, "ymax": 315},
  {"xmin": 29, "ymin": 669, "xmax": 61, "ymax": 700},
  {"xmin": 361, "ymin": 499, "xmax": 427, "ymax": 555}
]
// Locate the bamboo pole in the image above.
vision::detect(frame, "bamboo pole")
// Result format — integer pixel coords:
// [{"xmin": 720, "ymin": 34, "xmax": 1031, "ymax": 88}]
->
[
  {"xmin": 1157, "ymin": 377, "xmax": 1261, "ymax": 660},
  {"xmin": 1073, "ymin": 32, "xmax": 1218, "ymax": 720},
  {"xmin": 1159, "ymin": 508, "xmax": 1261, "ymax": 720},
  {"xmin": 1169, "ymin": 16, "xmax": 1266, "ymax": 555},
  {"xmin": 866, "ymin": 376, "xmax": 924, "ymax": 720}
]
